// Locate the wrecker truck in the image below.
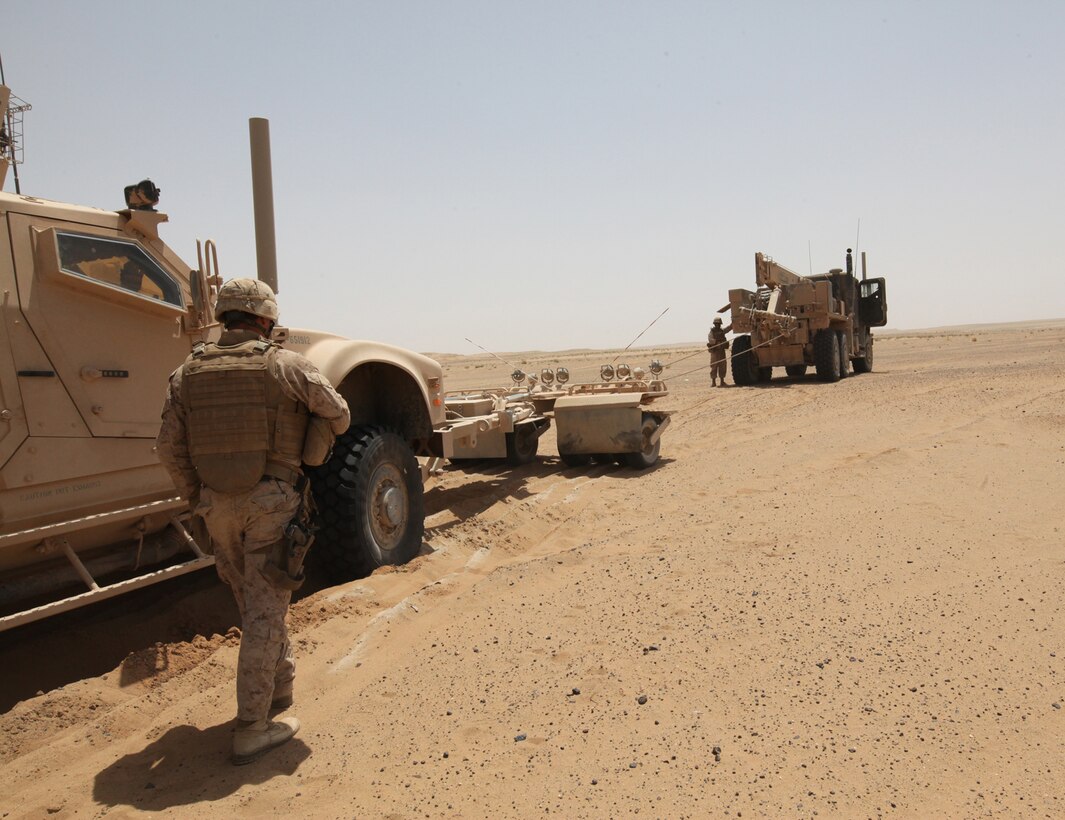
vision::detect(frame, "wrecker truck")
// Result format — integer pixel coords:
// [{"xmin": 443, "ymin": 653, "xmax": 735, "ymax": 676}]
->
[{"xmin": 725, "ymin": 250, "xmax": 888, "ymax": 384}]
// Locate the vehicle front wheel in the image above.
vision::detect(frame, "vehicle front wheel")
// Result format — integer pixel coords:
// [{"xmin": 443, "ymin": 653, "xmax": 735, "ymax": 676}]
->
[
  {"xmin": 309, "ymin": 426, "xmax": 425, "ymax": 578},
  {"xmin": 785, "ymin": 364, "xmax": 808, "ymax": 378},
  {"xmin": 853, "ymin": 333, "xmax": 874, "ymax": 373}
]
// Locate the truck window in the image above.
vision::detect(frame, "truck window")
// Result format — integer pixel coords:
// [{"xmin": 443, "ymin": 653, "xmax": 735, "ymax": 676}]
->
[
  {"xmin": 860, "ymin": 280, "xmax": 881, "ymax": 299},
  {"xmin": 55, "ymin": 231, "xmax": 184, "ymax": 307}
]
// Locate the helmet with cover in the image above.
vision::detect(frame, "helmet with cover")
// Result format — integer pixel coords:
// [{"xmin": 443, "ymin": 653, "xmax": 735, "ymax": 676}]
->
[{"xmin": 213, "ymin": 278, "xmax": 279, "ymax": 323}]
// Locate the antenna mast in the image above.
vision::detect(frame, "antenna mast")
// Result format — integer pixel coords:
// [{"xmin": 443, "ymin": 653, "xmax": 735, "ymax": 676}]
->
[{"xmin": 0, "ymin": 52, "xmax": 31, "ymax": 195}]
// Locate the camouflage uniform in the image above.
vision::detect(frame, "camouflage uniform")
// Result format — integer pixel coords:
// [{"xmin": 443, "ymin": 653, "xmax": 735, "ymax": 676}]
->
[
  {"xmin": 707, "ymin": 322, "xmax": 732, "ymax": 387},
  {"xmin": 157, "ymin": 328, "xmax": 350, "ymax": 723}
]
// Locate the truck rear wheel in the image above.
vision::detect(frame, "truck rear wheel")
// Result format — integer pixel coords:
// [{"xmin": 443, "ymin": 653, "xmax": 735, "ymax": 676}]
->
[
  {"xmin": 309, "ymin": 426, "xmax": 424, "ymax": 578},
  {"xmin": 837, "ymin": 331, "xmax": 849, "ymax": 378},
  {"xmin": 731, "ymin": 335, "xmax": 758, "ymax": 386},
  {"xmin": 785, "ymin": 364, "xmax": 807, "ymax": 378},
  {"xmin": 560, "ymin": 452, "xmax": 592, "ymax": 468},
  {"xmin": 853, "ymin": 333, "xmax": 873, "ymax": 373},
  {"xmin": 813, "ymin": 329, "xmax": 841, "ymax": 382}
]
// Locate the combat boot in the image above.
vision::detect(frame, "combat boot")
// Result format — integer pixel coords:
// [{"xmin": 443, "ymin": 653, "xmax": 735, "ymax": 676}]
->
[{"xmin": 232, "ymin": 716, "xmax": 300, "ymax": 765}]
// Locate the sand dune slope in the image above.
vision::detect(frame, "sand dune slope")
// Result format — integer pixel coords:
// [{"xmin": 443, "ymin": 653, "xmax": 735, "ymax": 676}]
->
[{"xmin": 1, "ymin": 322, "xmax": 1062, "ymax": 818}]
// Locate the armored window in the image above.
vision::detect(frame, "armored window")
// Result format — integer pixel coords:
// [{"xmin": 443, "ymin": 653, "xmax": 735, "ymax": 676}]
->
[{"xmin": 54, "ymin": 232, "xmax": 184, "ymax": 308}]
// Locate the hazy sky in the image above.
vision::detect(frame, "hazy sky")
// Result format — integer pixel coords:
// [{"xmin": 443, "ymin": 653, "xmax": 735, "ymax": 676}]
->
[{"xmin": 4, "ymin": 1, "xmax": 1063, "ymax": 354}]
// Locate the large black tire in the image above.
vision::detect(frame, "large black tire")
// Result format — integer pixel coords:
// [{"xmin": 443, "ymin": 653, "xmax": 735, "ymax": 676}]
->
[
  {"xmin": 592, "ymin": 454, "xmax": 617, "ymax": 465},
  {"xmin": 624, "ymin": 413, "xmax": 661, "ymax": 470},
  {"xmin": 837, "ymin": 331, "xmax": 849, "ymax": 379},
  {"xmin": 505, "ymin": 423, "xmax": 539, "ymax": 465},
  {"xmin": 785, "ymin": 364, "xmax": 808, "ymax": 378},
  {"xmin": 757, "ymin": 366, "xmax": 773, "ymax": 382},
  {"xmin": 813, "ymin": 329, "xmax": 841, "ymax": 382},
  {"xmin": 309, "ymin": 426, "xmax": 424, "ymax": 578},
  {"xmin": 853, "ymin": 333, "xmax": 873, "ymax": 374},
  {"xmin": 560, "ymin": 452, "xmax": 592, "ymax": 468},
  {"xmin": 731, "ymin": 335, "xmax": 758, "ymax": 386}
]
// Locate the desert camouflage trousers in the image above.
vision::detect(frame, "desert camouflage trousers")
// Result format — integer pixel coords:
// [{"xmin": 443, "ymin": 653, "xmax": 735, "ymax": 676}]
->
[
  {"xmin": 710, "ymin": 350, "xmax": 727, "ymax": 382},
  {"xmin": 197, "ymin": 478, "xmax": 301, "ymax": 722}
]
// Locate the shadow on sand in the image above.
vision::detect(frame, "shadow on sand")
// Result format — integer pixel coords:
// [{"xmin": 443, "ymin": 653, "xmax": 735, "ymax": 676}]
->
[{"xmin": 93, "ymin": 719, "xmax": 309, "ymax": 811}]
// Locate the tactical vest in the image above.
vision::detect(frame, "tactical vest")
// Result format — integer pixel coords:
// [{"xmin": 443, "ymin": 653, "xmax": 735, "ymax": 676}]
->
[{"xmin": 183, "ymin": 339, "xmax": 309, "ymax": 493}]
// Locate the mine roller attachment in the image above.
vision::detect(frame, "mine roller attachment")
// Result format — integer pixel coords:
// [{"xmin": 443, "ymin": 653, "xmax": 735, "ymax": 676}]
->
[
  {"xmin": 309, "ymin": 425, "xmax": 424, "ymax": 578},
  {"xmin": 560, "ymin": 452, "xmax": 593, "ymax": 468}
]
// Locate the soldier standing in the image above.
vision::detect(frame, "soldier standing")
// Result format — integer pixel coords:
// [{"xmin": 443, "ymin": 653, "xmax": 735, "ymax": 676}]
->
[
  {"xmin": 707, "ymin": 317, "xmax": 732, "ymax": 387},
  {"xmin": 157, "ymin": 278, "xmax": 350, "ymax": 765}
]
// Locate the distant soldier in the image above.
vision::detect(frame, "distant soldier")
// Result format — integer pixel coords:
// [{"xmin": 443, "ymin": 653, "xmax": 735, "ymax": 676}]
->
[
  {"xmin": 707, "ymin": 317, "xmax": 732, "ymax": 387},
  {"xmin": 157, "ymin": 278, "xmax": 350, "ymax": 765}
]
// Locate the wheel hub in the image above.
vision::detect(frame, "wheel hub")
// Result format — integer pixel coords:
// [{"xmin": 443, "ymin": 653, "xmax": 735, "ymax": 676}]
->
[
  {"xmin": 370, "ymin": 463, "xmax": 409, "ymax": 547},
  {"xmin": 381, "ymin": 486, "xmax": 404, "ymax": 526}
]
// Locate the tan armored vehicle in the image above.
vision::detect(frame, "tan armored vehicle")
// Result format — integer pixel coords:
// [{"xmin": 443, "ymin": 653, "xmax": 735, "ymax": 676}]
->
[
  {"xmin": 725, "ymin": 250, "xmax": 887, "ymax": 384},
  {"xmin": 0, "ymin": 85, "xmax": 671, "ymax": 630},
  {"xmin": 0, "ymin": 92, "xmax": 461, "ymax": 628}
]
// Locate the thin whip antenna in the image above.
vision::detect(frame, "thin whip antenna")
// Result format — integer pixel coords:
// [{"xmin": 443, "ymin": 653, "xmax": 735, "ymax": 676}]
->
[
  {"xmin": 464, "ymin": 337, "xmax": 518, "ymax": 369},
  {"xmin": 612, "ymin": 307, "xmax": 670, "ymax": 363},
  {"xmin": 0, "ymin": 51, "xmax": 24, "ymax": 195}
]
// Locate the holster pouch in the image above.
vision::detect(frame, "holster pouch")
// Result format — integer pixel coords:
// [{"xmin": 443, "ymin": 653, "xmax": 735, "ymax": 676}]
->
[{"xmin": 262, "ymin": 516, "xmax": 316, "ymax": 591}]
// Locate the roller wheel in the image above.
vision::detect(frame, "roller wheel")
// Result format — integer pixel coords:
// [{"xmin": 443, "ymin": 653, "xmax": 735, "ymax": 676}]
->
[
  {"xmin": 308, "ymin": 426, "xmax": 424, "ymax": 578},
  {"xmin": 624, "ymin": 413, "xmax": 661, "ymax": 470},
  {"xmin": 505, "ymin": 424, "xmax": 539, "ymax": 465}
]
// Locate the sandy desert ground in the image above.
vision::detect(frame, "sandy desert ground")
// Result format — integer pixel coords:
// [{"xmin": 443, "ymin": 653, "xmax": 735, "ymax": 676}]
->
[{"xmin": 0, "ymin": 320, "xmax": 1062, "ymax": 819}]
